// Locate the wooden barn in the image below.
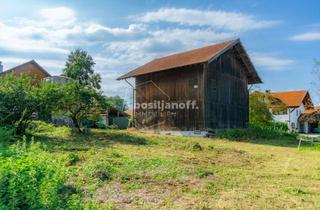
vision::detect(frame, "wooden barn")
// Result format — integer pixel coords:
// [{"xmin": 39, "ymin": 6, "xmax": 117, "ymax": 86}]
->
[{"xmin": 118, "ymin": 39, "xmax": 262, "ymax": 136}]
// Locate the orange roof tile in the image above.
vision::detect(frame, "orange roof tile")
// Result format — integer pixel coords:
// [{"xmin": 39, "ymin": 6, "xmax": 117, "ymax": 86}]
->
[
  {"xmin": 118, "ymin": 39, "xmax": 261, "ymax": 84},
  {"xmin": 270, "ymin": 90, "xmax": 310, "ymax": 107}
]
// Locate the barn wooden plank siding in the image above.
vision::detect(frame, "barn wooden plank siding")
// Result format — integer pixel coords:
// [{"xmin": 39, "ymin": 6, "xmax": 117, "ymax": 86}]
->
[
  {"xmin": 205, "ymin": 48, "xmax": 249, "ymax": 130},
  {"xmin": 135, "ymin": 64, "xmax": 205, "ymax": 130},
  {"xmin": 118, "ymin": 39, "xmax": 262, "ymax": 133}
]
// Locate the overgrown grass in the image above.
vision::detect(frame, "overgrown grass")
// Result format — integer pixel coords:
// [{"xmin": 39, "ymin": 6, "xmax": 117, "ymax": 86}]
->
[
  {"xmin": 0, "ymin": 139, "xmax": 83, "ymax": 209},
  {"xmin": 1, "ymin": 122, "xmax": 320, "ymax": 209}
]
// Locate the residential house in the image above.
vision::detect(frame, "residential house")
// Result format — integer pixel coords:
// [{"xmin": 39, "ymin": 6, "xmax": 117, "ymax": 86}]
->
[
  {"xmin": 268, "ymin": 90, "xmax": 313, "ymax": 132},
  {"xmin": 118, "ymin": 39, "xmax": 262, "ymax": 136},
  {"xmin": 0, "ymin": 60, "xmax": 51, "ymax": 80}
]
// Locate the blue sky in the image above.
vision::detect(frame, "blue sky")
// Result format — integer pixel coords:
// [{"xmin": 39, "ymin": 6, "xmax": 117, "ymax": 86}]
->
[{"xmin": 0, "ymin": 0, "xmax": 319, "ymax": 104}]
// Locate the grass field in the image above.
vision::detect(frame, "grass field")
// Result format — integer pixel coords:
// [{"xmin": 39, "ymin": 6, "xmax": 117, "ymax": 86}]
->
[{"xmin": 3, "ymin": 124, "xmax": 320, "ymax": 209}]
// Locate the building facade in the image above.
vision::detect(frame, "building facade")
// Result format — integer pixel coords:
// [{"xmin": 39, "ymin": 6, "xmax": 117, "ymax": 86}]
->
[
  {"xmin": 118, "ymin": 39, "xmax": 262, "ymax": 136},
  {"xmin": 269, "ymin": 90, "xmax": 313, "ymax": 132}
]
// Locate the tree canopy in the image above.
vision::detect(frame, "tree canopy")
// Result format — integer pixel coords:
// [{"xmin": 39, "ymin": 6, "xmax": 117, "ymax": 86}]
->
[
  {"xmin": 105, "ymin": 96, "xmax": 128, "ymax": 111},
  {"xmin": 62, "ymin": 49, "xmax": 102, "ymax": 89},
  {"xmin": 249, "ymin": 91, "xmax": 273, "ymax": 125}
]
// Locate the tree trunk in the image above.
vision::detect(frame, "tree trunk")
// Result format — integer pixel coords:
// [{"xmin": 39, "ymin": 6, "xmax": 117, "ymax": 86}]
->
[{"xmin": 71, "ymin": 115, "xmax": 82, "ymax": 133}]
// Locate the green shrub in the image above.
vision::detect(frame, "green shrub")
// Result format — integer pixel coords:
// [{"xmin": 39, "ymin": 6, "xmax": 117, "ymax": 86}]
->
[
  {"xmin": 0, "ymin": 141, "xmax": 83, "ymax": 209},
  {"xmin": 269, "ymin": 122, "xmax": 288, "ymax": 132},
  {"xmin": 217, "ymin": 123, "xmax": 296, "ymax": 140},
  {"xmin": 27, "ymin": 121, "xmax": 58, "ymax": 133}
]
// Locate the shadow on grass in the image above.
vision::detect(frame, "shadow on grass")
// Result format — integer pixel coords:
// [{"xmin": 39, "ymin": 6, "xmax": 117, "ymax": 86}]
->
[{"xmin": 30, "ymin": 129, "xmax": 149, "ymax": 152}]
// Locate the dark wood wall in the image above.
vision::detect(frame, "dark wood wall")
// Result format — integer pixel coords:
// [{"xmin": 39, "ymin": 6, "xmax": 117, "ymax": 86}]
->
[
  {"xmin": 135, "ymin": 64, "xmax": 204, "ymax": 130},
  {"xmin": 134, "ymin": 47, "xmax": 249, "ymax": 131},
  {"xmin": 205, "ymin": 47, "xmax": 249, "ymax": 130}
]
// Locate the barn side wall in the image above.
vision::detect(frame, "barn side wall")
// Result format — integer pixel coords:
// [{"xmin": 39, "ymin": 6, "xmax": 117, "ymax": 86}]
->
[
  {"xmin": 135, "ymin": 64, "xmax": 205, "ymax": 131},
  {"xmin": 205, "ymin": 48, "xmax": 249, "ymax": 131}
]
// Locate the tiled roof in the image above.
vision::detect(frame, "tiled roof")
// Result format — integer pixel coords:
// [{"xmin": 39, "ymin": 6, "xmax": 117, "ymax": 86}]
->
[
  {"xmin": 270, "ymin": 90, "xmax": 309, "ymax": 107},
  {"xmin": 117, "ymin": 39, "xmax": 261, "ymax": 84}
]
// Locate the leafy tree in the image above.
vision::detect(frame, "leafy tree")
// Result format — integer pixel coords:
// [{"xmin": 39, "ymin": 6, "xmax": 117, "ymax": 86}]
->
[
  {"xmin": 62, "ymin": 49, "xmax": 101, "ymax": 89},
  {"xmin": 105, "ymin": 96, "xmax": 128, "ymax": 111},
  {"xmin": 35, "ymin": 82, "xmax": 65, "ymax": 122},
  {"xmin": 56, "ymin": 81, "xmax": 107, "ymax": 133},
  {"xmin": 0, "ymin": 75, "xmax": 40, "ymax": 134},
  {"xmin": 249, "ymin": 92, "xmax": 273, "ymax": 125}
]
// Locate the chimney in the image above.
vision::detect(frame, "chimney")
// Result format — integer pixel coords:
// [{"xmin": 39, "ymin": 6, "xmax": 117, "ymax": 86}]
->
[{"xmin": 0, "ymin": 61, "xmax": 3, "ymax": 73}]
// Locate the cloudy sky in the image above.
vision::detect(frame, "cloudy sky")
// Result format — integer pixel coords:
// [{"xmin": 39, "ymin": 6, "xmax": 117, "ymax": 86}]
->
[{"xmin": 0, "ymin": 0, "xmax": 319, "ymax": 104}]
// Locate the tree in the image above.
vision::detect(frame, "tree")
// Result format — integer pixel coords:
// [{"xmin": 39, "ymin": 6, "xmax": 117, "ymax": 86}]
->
[
  {"xmin": 56, "ymin": 81, "xmax": 107, "ymax": 133},
  {"xmin": 105, "ymin": 96, "xmax": 128, "ymax": 111},
  {"xmin": 59, "ymin": 50, "xmax": 107, "ymax": 132},
  {"xmin": 35, "ymin": 82, "xmax": 65, "ymax": 122},
  {"xmin": 249, "ymin": 92, "xmax": 273, "ymax": 125},
  {"xmin": 62, "ymin": 49, "xmax": 101, "ymax": 89},
  {"xmin": 0, "ymin": 75, "xmax": 40, "ymax": 134}
]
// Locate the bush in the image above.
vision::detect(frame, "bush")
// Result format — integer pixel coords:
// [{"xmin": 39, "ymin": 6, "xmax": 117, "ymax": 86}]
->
[
  {"xmin": 268, "ymin": 122, "xmax": 288, "ymax": 132},
  {"xmin": 217, "ymin": 123, "xmax": 296, "ymax": 140},
  {"xmin": 0, "ymin": 127, "xmax": 16, "ymax": 142},
  {"xmin": 27, "ymin": 121, "xmax": 58, "ymax": 133},
  {"xmin": 0, "ymin": 141, "xmax": 83, "ymax": 209}
]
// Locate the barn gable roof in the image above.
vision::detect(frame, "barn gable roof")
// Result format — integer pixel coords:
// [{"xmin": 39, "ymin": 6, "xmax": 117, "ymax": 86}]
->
[
  {"xmin": 117, "ymin": 39, "xmax": 262, "ymax": 84},
  {"xmin": 0, "ymin": 60, "xmax": 51, "ymax": 77},
  {"xmin": 269, "ymin": 90, "xmax": 313, "ymax": 108}
]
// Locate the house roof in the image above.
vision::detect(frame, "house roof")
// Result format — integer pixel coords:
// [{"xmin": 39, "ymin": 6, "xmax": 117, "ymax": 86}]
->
[
  {"xmin": 269, "ymin": 90, "xmax": 312, "ymax": 108},
  {"xmin": 117, "ymin": 39, "xmax": 262, "ymax": 84},
  {"xmin": 304, "ymin": 106, "xmax": 320, "ymax": 114},
  {"xmin": 0, "ymin": 60, "xmax": 51, "ymax": 77}
]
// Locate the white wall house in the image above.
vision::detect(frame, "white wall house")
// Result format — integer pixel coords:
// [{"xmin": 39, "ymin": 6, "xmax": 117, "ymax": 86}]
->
[{"xmin": 269, "ymin": 90, "xmax": 313, "ymax": 132}]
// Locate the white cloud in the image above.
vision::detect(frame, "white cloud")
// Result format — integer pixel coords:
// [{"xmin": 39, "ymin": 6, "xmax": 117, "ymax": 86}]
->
[
  {"xmin": 0, "ymin": 6, "xmax": 283, "ymax": 98},
  {"xmin": 137, "ymin": 8, "xmax": 280, "ymax": 32},
  {"xmin": 85, "ymin": 24, "xmax": 146, "ymax": 36},
  {"xmin": 290, "ymin": 32, "xmax": 320, "ymax": 41},
  {"xmin": 105, "ymin": 28, "xmax": 235, "ymax": 68},
  {"xmin": 251, "ymin": 54, "xmax": 294, "ymax": 70},
  {"xmin": 39, "ymin": 7, "xmax": 76, "ymax": 25},
  {"xmin": 0, "ymin": 22, "xmax": 69, "ymax": 54}
]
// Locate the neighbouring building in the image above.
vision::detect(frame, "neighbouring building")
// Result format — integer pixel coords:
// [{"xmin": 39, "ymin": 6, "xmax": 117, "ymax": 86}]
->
[
  {"xmin": 299, "ymin": 106, "xmax": 320, "ymax": 133},
  {"xmin": 0, "ymin": 60, "xmax": 51, "ymax": 80},
  {"xmin": 99, "ymin": 107, "xmax": 130, "ymax": 129},
  {"xmin": 268, "ymin": 90, "xmax": 313, "ymax": 132},
  {"xmin": 118, "ymin": 39, "xmax": 262, "ymax": 136}
]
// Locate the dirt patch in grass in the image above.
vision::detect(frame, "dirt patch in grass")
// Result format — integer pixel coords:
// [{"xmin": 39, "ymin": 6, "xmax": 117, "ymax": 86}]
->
[{"xmin": 95, "ymin": 174, "xmax": 219, "ymax": 209}]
